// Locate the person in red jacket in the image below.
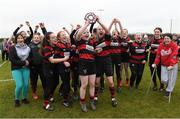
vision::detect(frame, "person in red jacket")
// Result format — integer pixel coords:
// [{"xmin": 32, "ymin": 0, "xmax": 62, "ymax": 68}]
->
[{"xmin": 152, "ymin": 33, "xmax": 178, "ymax": 97}]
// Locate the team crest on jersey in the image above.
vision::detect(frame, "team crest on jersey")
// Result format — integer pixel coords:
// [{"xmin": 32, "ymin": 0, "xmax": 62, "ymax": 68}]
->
[
  {"xmin": 83, "ymin": 69, "xmax": 87, "ymax": 74},
  {"xmin": 96, "ymin": 42, "xmax": 106, "ymax": 48},
  {"xmin": 161, "ymin": 49, "xmax": 172, "ymax": 56},
  {"xmin": 135, "ymin": 49, "xmax": 145, "ymax": 53},
  {"xmin": 151, "ymin": 44, "xmax": 159, "ymax": 48},
  {"xmin": 121, "ymin": 42, "xmax": 128, "ymax": 46},
  {"xmin": 86, "ymin": 45, "xmax": 94, "ymax": 51},
  {"xmin": 110, "ymin": 42, "xmax": 119, "ymax": 46}
]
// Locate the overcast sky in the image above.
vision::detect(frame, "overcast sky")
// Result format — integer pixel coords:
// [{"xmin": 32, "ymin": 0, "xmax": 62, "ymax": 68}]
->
[{"xmin": 0, "ymin": 0, "xmax": 180, "ymax": 37}]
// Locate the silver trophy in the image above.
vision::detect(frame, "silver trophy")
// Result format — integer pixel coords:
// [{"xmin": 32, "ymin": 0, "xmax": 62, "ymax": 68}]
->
[{"xmin": 84, "ymin": 12, "xmax": 97, "ymax": 24}]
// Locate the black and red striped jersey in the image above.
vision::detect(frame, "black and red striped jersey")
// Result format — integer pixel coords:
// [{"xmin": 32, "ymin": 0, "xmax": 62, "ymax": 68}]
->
[
  {"xmin": 150, "ymin": 36, "xmax": 163, "ymax": 54},
  {"xmin": 77, "ymin": 38, "xmax": 95, "ymax": 61},
  {"xmin": 129, "ymin": 41, "xmax": 148, "ymax": 64},
  {"xmin": 94, "ymin": 34, "xmax": 111, "ymax": 57},
  {"xmin": 54, "ymin": 41, "xmax": 71, "ymax": 58},
  {"xmin": 109, "ymin": 36, "xmax": 121, "ymax": 55},
  {"xmin": 70, "ymin": 33, "xmax": 79, "ymax": 63},
  {"xmin": 42, "ymin": 45, "xmax": 54, "ymax": 63},
  {"xmin": 119, "ymin": 37, "xmax": 131, "ymax": 53}
]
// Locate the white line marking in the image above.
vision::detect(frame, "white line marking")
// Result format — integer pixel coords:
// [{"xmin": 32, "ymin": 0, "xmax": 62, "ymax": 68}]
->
[
  {"xmin": 0, "ymin": 61, "xmax": 7, "ymax": 68},
  {"xmin": 0, "ymin": 79, "xmax": 13, "ymax": 82}
]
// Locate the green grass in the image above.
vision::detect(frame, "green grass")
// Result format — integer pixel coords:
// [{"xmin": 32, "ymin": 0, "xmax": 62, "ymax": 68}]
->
[{"xmin": 0, "ymin": 58, "xmax": 180, "ymax": 118}]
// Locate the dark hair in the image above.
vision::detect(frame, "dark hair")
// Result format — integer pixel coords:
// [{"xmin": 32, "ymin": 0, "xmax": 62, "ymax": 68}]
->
[
  {"xmin": 19, "ymin": 31, "xmax": 26, "ymax": 35},
  {"xmin": 42, "ymin": 32, "xmax": 53, "ymax": 46},
  {"xmin": 33, "ymin": 33, "xmax": 41, "ymax": 36},
  {"xmin": 14, "ymin": 33, "xmax": 24, "ymax": 43},
  {"xmin": 40, "ymin": 32, "xmax": 53, "ymax": 55},
  {"xmin": 164, "ymin": 33, "xmax": 172, "ymax": 40},
  {"xmin": 154, "ymin": 27, "xmax": 162, "ymax": 33},
  {"xmin": 93, "ymin": 28, "xmax": 97, "ymax": 34},
  {"xmin": 35, "ymin": 32, "xmax": 41, "ymax": 36}
]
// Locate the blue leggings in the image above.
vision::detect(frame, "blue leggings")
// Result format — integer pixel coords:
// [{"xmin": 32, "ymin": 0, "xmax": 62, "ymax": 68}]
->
[{"xmin": 12, "ymin": 67, "xmax": 30, "ymax": 100}]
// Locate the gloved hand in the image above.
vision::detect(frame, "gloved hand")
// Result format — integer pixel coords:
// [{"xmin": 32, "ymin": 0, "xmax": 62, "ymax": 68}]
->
[
  {"xmin": 167, "ymin": 66, "xmax": 173, "ymax": 70},
  {"xmin": 152, "ymin": 64, "xmax": 156, "ymax": 68}
]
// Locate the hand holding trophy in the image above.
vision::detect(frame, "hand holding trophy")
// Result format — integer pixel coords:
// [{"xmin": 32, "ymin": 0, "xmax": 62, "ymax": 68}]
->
[{"xmin": 84, "ymin": 12, "xmax": 97, "ymax": 24}]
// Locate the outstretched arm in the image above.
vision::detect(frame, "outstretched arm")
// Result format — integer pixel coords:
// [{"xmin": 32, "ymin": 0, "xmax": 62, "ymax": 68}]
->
[
  {"xmin": 70, "ymin": 24, "xmax": 74, "ymax": 33},
  {"xmin": 26, "ymin": 21, "xmax": 33, "ymax": 39},
  {"xmin": 13, "ymin": 24, "xmax": 23, "ymax": 36},
  {"xmin": 90, "ymin": 23, "xmax": 95, "ymax": 33},
  {"xmin": 116, "ymin": 19, "xmax": 123, "ymax": 36},
  {"xmin": 76, "ymin": 21, "xmax": 90, "ymax": 41},
  {"xmin": 108, "ymin": 19, "xmax": 115, "ymax": 33},
  {"xmin": 34, "ymin": 25, "xmax": 39, "ymax": 33},
  {"xmin": 39, "ymin": 23, "xmax": 47, "ymax": 35},
  {"xmin": 96, "ymin": 16, "xmax": 109, "ymax": 34}
]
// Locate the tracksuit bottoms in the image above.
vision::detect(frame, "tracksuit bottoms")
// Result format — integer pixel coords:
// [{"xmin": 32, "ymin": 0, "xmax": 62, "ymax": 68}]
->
[
  {"xmin": 12, "ymin": 67, "xmax": 30, "ymax": 100},
  {"xmin": 161, "ymin": 64, "xmax": 178, "ymax": 92}
]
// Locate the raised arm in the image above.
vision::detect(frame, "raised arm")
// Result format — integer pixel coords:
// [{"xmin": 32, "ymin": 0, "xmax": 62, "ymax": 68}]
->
[
  {"xmin": 13, "ymin": 24, "xmax": 23, "ymax": 36},
  {"xmin": 108, "ymin": 19, "xmax": 115, "ymax": 33},
  {"xmin": 70, "ymin": 24, "xmax": 74, "ymax": 33},
  {"xmin": 116, "ymin": 19, "xmax": 123, "ymax": 36},
  {"xmin": 90, "ymin": 23, "xmax": 95, "ymax": 33},
  {"xmin": 26, "ymin": 21, "xmax": 33, "ymax": 39},
  {"xmin": 34, "ymin": 25, "xmax": 39, "ymax": 33},
  {"xmin": 39, "ymin": 23, "xmax": 47, "ymax": 35},
  {"xmin": 76, "ymin": 21, "xmax": 90, "ymax": 41},
  {"xmin": 96, "ymin": 16, "xmax": 109, "ymax": 34}
]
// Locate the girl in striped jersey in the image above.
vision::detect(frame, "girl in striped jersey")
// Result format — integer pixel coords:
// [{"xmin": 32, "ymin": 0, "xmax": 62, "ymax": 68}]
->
[
  {"xmin": 149, "ymin": 27, "xmax": 164, "ymax": 91},
  {"xmin": 108, "ymin": 18, "xmax": 123, "ymax": 93},
  {"xmin": 69, "ymin": 25, "xmax": 81, "ymax": 100},
  {"xmin": 94, "ymin": 16, "xmax": 118, "ymax": 107},
  {"xmin": 54, "ymin": 31, "xmax": 72, "ymax": 107},
  {"xmin": 119, "ymin": 29, "xmax": 131, "ymax": 87},
  {"xmin": 41, "ymin": 32, "xmax": 69, "ymax": 111},
  {"xmin": 76, "ymin": 20, "xmax": 96, "ymax": 112},
  {"xmin": 129, "ymin": 33, "xmax": 149, "ymax": 89}
]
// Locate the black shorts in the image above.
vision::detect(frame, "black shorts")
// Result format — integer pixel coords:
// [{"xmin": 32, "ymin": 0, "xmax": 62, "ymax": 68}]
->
[
  {"xmin": 111, "ymin": 54, "xmax": 121, "ymax": 65},
  {"xmin": 121, "ymin": 53, "xmax": 129, "ymax": 63},
  {"xmin": 96, "ymin": 56, "xmax": 113, "ymax": 77},
  {"xmin": 78, "ymin": 59, "xmax": 96, "ymax": 75},
  {"xmin": 149, "ymin": 53, "xmax": 156, "ymax": 65},
  {"xmin": 70, "ymin": 62, "xmax": 78, "ymax": 71},
  {"xmin": 58, "ymin": 63, "xmax": 70, "ymax": 73}
]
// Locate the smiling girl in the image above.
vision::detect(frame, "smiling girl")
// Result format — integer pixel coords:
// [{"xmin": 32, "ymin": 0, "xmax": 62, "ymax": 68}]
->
[{"xmin": 9, "ymin": 33, "xmax": 31, "ymax": 107}]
